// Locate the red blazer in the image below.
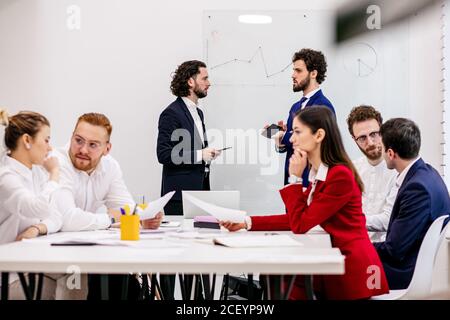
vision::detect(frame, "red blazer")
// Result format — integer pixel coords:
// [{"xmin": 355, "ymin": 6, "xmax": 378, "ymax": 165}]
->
[{"xmin": 251, "ymin": 165, "xmax": 389, "ymax": 299}]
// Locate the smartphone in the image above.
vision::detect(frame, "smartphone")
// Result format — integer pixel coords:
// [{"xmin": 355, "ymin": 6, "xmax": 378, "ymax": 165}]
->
[{"xmin": 262, "ymin": 124, "xmax": 283, "ymax": 138}]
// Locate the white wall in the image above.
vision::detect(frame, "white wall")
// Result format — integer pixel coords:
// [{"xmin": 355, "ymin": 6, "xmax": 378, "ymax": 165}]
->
[{"xmin": 0, "ymin": 0, "xmax": 445, "ymax": 204}]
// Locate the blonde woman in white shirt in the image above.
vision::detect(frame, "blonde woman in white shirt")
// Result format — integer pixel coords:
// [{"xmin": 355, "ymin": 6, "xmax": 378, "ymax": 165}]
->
[
  {"xmin": 0, "ymin": 108, "xmax": 62, "ymax": 299},
  {"xmin": 0, "ymin": 109, "xmax": 62, "ymax": 243}
]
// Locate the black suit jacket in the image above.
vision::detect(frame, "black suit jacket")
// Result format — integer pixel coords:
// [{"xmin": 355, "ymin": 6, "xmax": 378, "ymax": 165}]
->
[{"xmin": 157, "ymin": 97, "xmax": 209, "ymax": 201}]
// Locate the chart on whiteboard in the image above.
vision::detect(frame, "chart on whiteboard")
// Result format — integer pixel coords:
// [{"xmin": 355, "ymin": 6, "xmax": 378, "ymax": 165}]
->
[{"xmin": 203, "ymin": 11, "xmax": 336, "ymax": 87}]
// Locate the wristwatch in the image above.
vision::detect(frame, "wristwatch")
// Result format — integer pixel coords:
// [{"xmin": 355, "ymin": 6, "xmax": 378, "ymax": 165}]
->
[{"xmin": 288, "ymin": 174, "xmax": 302, "ymax": 184}]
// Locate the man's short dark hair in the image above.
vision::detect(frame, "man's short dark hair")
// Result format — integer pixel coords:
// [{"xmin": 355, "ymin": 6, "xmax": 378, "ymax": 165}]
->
[
  {"xmin": 292, "ymin": 48, "xmax": 327, "ymax": 84},
  {"xmin": 346, "ymin": 105, "xmax": 383, "ymax": 137},
  {"xmin": 380, "ymin": 118, "xmax": 421, "ymax": 159},
  {"xmin": 170, "ymin": 60, "xmax": 206, "ymax": 97}
]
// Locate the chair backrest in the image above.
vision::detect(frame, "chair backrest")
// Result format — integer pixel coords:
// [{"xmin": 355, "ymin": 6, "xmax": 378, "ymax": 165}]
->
[{"xmin": 403, "ymin": 214, "xmax": 449, "ymax": 299}]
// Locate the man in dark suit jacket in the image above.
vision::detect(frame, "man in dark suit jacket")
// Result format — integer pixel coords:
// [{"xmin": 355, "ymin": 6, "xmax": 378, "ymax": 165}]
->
[
  {"xmin": 157, "ymin": 60, "xmax": 221, "ymax": 216},
  {"xmin": 157, "ymin": 60, "xmax": 222, "ymax": 300},
  {"xmin": 374, "ymin": 118, "xmax": 450, "ymax": 290},
  {"xmin": 273, "ymin": 49, "xmax": 335, "ymax": 186}
]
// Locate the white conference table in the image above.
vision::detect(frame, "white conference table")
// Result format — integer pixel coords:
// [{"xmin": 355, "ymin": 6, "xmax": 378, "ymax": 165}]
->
[{"xmin": 0, "ymin": 217, "xmax": 345, "ymax": 300}]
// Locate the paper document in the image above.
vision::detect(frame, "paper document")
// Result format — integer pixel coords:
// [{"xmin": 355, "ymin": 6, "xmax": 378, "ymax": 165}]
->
[
  {"xmin": 51, "ymin": 239, "xmax": 128, "ymax": 246},
  {"xmin": 166, "ymin": 231, "xmax": 220, "ymax": 240},
  {"xmin": 183, "ymin": 192, "xmax": 246, "ymax": 223},
  {"xmin": 139, "ymin": 191, "xmax": 175, "ymax": 220},
  {"xmin": 160, "ymin": 221, "xmax": 181, "ymax": 228},
  {"xmin": 213, "ymin": 235, "xmax": 303, "ymax": 248}
]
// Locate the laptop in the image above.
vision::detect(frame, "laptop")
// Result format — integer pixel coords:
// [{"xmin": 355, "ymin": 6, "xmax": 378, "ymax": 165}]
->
[{"xmin": 182, "ymin": 190, "xmax": 240, "ymax": 219}]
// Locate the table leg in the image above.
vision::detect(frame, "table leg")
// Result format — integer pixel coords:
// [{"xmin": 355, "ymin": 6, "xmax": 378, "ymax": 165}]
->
[
  {"xmin": 121, "ymin": 274, "xmax": 129, "ymax": 300},
  {"xmin": 1, "ymin": 272, "xmax": 9, "ymax": 300},
  {"xmin": 201, "ymin": 274, "xmax": 213, "ymax": 300},
  {"xmin": 283, "ymin": 275, "xmax": 297, "ymax": 300},
  {"xmin": 304, "ymin": 275, "xmax": 315, "ymax": 300},
  {"xmin": 35, "ymin": 273, "xmax": 44, "ymax": 300},
  {"xmin": 248, "ymin": 274, "xmax": 254, "ymax": 300},
  {"xmin": 150, "ymin": 274, "xmax": 157, "ymax": 301},
  {"xmin": 18, "ymin": 273, "xmax": 34, "ymax": 300},
  {"xmin": 178, "ymin": 274, "xmax": 186, "ymax": 300},
  {"xmin": 100, "ymin": 275, "xmax": 109, "ymax": 300},
  {"xmin": 222, "ymin": 274, "xmax": 229, "ymax": 300}
]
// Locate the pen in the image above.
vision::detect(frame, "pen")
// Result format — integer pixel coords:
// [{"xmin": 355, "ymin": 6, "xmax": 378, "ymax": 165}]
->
[
  {"xmin": 132, "ymin": 204, "xmax": 138, "ymax": 215},
  {"xmin": 217, "ymin": 147, "xmax": 232, "ymax": 151}
]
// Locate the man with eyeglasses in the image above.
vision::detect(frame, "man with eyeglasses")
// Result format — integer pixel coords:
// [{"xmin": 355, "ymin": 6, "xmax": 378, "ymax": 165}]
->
[
  {"xmin": 33, "ymin": 113, "xmax": 162, "ymax": 299},
  {"xmin": 50, "ymin": 113, "xmax": 162, "ymax": 232},
  {"xmin": 347, "ymin": 106, "xmax": 397, "ymax": 235}
]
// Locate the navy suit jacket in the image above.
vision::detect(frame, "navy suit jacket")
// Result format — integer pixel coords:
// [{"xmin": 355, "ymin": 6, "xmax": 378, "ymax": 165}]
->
[
  {"xmin": 157, "ymin": 97, "xmax": 209, "ymax": 201},
  {"xmin": 279, "ymin": 89, "xmax": 335, "ymax": 185},
  {"xmin": 373, "ymin": 158, "xmax": 450, "ymax": 290}
]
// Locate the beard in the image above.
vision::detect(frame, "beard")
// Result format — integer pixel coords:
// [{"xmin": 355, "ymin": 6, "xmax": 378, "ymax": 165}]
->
[
  {"xmin": 293, "ymin": 74, "xmax": 310, "ymax": 92},
  {"xmin": 194, "ymin": 86, "xmax": 207, "ymax": 99},
  {"xmin": 359, "ymin": 144, "xmax": 382, "ymax": 161},
  {"xmin": 69, "ymin": 151, "xmax": 98, "ymax": 172}
]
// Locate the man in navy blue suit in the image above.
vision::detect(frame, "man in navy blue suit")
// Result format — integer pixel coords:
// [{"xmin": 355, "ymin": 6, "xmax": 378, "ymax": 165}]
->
[
  {"xmin": 374, "ymin": 118, "xmax": 450, "ymax": 290},
  {"xmin": 157, "ymin": 60, "xmax": 221, "ymax": 216},
  {"xmin": 273, "ymin": 49, "xmax": 335, "ymax": 186}
]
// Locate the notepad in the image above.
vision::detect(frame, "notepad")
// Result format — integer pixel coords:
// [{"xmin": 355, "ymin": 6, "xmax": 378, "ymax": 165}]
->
[{"xmin": 212, "ymin": 235, "xmax": 303, "ymax": 248}]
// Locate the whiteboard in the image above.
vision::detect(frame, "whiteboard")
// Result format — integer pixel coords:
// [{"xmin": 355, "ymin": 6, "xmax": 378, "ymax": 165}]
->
[{"xmin": 202, "ymin": 10, "xmax": 410, "ymax": 214}]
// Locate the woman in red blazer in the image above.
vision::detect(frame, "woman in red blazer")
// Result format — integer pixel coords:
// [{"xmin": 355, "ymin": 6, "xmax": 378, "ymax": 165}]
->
[{"xmin": 221, "ymin": 106, "xmax": 389, "ymax": 299}]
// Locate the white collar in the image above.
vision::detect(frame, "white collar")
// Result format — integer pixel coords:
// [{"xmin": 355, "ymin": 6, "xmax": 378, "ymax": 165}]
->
[
  {"xmin": 1, "ymin": 155, "xmax": 33, "ymax": 181},
  {"xmin": 366, "ymin": 157, "xmax": 386, "ymax": 169},
  {"xmin": 308, "ymin": 162, "xmax": 329, "ymax": 183},
  {"xmin": 182, "ymin": 97, "xmax": 199, "ymax": 110},
  {"xmin": 396, "ymin": 157, "xmax": 420, "ymax": 188},
  {"xmin": 303, "ymin": 87, "xmax": 321, "ymax": 100}
]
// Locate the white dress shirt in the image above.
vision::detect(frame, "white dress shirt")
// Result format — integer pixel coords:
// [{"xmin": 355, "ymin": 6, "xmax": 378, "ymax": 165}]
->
[
  {"xmin": 0, "ymin": 155, "xmax": 62, "ymax": 244},
  {"xmin": 300, "ymin": 87, "xmax": 321, "ymax": 110},
  {"xmin": 274, "ymin": 87, "xmax": 321, "ymax": 149},
  {"xmin": 306, "ymin": 162, "xmax": 329, "ymax": 205},
  {"xmin": 182, "ymin": 97, "xmax": 205, "ymax": 163},
  {"xmin": 52, "ymin": 148, "xmax": 135, "ymax": 231},
  {"xmin": 395, "ymin": 157, "xmax": 421, "ymax": 189},
  {"xmin": 353, "ymin": 157, "xmax": 397, "ymax": 232}
]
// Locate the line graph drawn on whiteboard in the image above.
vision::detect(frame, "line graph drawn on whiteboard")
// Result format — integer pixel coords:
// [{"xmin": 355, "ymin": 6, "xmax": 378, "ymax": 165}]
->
[
  {"xmin": 207, "ymin": 43, "xmax": 292, "ymax": 80},
  {"xmin": 202, "ymin": 11, "xmax": 334, "ymax": 87}
]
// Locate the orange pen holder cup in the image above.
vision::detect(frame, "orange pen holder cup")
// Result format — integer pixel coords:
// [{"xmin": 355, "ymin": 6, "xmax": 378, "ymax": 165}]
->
[{"xmin": 120, "ymin": 214, "xmax": 140, "ymax": 241}]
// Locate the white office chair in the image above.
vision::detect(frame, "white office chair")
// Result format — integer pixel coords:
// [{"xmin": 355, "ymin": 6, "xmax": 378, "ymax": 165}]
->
[{"xmin": 372, "ymin": 214, "xmax": 450, "ymax": 300}]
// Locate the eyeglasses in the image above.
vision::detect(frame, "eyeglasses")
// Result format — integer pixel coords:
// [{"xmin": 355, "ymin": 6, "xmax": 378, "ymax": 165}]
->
[
  {"xmin": 72, "ymin": 135, "xmax": 106, "ymax": 152},
  {"xmin": 354, "ymin": 131, "xmax": 380, "ymax": 145}
]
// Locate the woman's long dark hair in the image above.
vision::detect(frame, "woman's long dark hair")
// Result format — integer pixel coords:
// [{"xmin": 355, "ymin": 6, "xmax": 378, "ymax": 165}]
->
[{"xmin": 296, "ymin": 106, "xmax": 364, "ymax": 192}]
